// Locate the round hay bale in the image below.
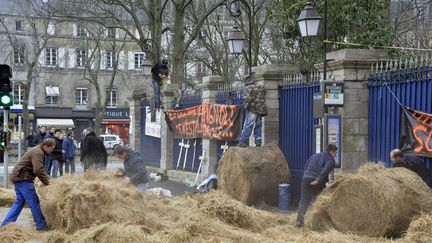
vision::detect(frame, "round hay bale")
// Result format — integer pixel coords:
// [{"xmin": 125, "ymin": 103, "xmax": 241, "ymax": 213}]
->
[
  {"xmin": 217, "ymin": 144, "xmax": 290, "ymax": 206},
  {"xmin": 404, "ymin": 213, "xmax": 432, "ymax": 243},
  {"xmin": 0, "ymin": 187, "xmax": 15, "ymax": 207},
  {"xmin": 306, "ymin": 163, "xmax": 432, "ymax": 237}
]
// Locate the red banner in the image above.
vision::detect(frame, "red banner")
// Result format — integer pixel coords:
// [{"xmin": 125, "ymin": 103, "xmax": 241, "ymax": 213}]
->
[
  {"xmin": 400, "ymin": 107, "xmax": 432, "ymax": 157},
  {"xmin": 164, "ymin": 103, "xmax": 243, "ymax": 141}
]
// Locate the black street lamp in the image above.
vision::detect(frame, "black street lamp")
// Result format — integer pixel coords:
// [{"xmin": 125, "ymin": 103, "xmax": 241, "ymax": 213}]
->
[
  {"xmin": 226, "ymin": 0, "xmax": 253, "ymax": 78},
  {"xmin": 297, "ymin": 1, "xmax": 327, "ymax": 80},
  {"xmin": 139, "ymin": 38, "xmax": 160, "ymax": 64}
]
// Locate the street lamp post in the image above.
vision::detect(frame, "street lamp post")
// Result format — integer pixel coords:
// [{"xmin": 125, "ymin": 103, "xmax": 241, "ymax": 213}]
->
[
  {"xmin": 226, "ymin": 0, "xmax": 253, "ymax": 78},
  {"xmin": 297, "ymin": 1, "xmax": 327, "ymax": 80},
  {"xmin": 139, "ymin": 38, "xmax": 160, "ymax": 64}
]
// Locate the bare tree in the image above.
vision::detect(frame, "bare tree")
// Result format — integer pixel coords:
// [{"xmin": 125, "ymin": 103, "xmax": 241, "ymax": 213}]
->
[{"xmin": 0, "ymin": 0, "xmax": 58, "ymax": 148}]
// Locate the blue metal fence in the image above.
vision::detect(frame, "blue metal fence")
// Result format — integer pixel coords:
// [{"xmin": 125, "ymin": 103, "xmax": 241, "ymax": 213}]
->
[
  {"xmin": 140, "ymin": 100, "xmax": 161, "ymax": 168},
  {"xmin": 215, "ymin": 90, "xmax": 244, "ymax": 163},
  {"xmin": 279, "ymin": 80, "xmax": 320, "ymax": 203},
  {"xmin": 368, "ymin": 62, "xmax": 432, "ymax": 186},
  {"xmin": 172, "ymin": 95, "xmax": 203, "ymax": 172}
]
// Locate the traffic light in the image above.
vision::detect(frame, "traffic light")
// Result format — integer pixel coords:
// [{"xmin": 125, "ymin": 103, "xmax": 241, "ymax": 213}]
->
[
  {"xmin": 0, "ymin": 65, "xmax": 12, "ymax": 107},
  {"xmin": 0, "ymin": 131, "xmax": 7, "ymax": 147}
]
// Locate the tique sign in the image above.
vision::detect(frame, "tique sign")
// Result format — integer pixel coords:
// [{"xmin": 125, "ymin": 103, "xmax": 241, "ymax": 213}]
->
[
  {"xmin": 400, "ymin": 107, "xmax": 432, "ymax": 157},
  {"xmin": 164, "ymin": 103, "xmax": 243, "ymax": 141}
]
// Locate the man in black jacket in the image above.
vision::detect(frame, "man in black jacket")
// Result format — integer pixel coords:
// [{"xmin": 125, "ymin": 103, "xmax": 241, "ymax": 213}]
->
[
  {"xmin": 113, "ymin": 145, "xmax": 149, "ymax": 192},
  {"xmin": 296, "ymin": 144, "xmax": 337, "ymax": 227},
  {"xmin": 32, "ymin": 126, "xmax": 47, "ymax": 146},
  {"xmin": 80, "ymin": 127, "xmax": 108, "ymax": 171},
  {"xmin": 151, "ymin": 59, "xmax": 169, "ymax": 109},
  {"xmin": 49, "ymin": 129, "xmax": 64, "ymax": 178},
  {"xmin": 390, "ymin": 149, "xmax": 428, "ymax": 182}
]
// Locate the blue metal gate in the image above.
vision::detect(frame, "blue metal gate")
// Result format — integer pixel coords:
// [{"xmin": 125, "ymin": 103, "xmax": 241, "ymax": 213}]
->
[
  {"xmin": 368, "ymin": 61, "xmax": 432, "ymax": 186},
  {"xmin": 279, "ymin": 76, "xmax": 320, "ymax": 203},
  {"xmin": 140, "ymin": 100, "xmax": 161, "ymax": 168}
]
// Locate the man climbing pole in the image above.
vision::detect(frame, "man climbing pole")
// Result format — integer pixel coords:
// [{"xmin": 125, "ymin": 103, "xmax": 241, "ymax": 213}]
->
[{"xmin": 151, "ymin": 59, "xmax": 169, "ymax": 109}]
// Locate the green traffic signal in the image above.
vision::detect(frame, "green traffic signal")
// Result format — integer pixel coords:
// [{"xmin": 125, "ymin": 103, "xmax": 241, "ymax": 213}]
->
[{"xmin": 0, "ymin": 92, "xmax": 12, "ymax": 106}]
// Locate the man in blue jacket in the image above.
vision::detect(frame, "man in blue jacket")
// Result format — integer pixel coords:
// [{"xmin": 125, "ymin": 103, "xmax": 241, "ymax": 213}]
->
[
  {"xmin": 62, "ymin": 131, "xmax": 76, "ymax": 174},
  {"xmin": 390, "ymin": 149, "xmax": 428, "ymax": 183},
  {"xmin": 113, "ymin": 145, "xmax": 149, "ymax": 192},
  {"xmin": 296, "ymin": 144, "xmax": 337, "ymax": 227}
]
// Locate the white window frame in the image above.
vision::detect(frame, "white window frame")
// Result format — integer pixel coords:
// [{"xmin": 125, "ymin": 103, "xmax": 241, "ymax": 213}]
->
[
  {"xmin": 134, "ymin": 52, "xmax": 144, "ymax": 70},
  {"xmin": 75, "ymin": 87, "xmax": 88, "ymax": 105},
  {"xmin": 106, "ymin": 88, "xmax": 117, "ymax": 108},
  {"xmin": 13, "ymin": 84, "xmax": 25, "ymax": 105},
  {"xmin": 76, "ymin": 49, "xmax": 87, "ymax": 67},
  {"xmin": 76, "ymin": 24, "xmax": 86, "ymax": 37},
  {"xmin": 45, "ymin": 86, "xmax": 59, "ymax": 105},
  {"xmin": 45, "ymin": 48, "xmax": 57, "ymax": 66},
  {"xmin": 16, "ymin": 20, "xmax": 23, "ymax": 32},
  {"xmin": 13, "ymin": 46, "xmax": 24, "ymax": 64},
  {"xmin": 106, "ymin": 50, "xmax": 113, "ymax": 69}
]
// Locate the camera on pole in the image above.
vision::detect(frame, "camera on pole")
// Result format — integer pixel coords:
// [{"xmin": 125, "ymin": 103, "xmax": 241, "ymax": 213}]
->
[{"xmin": 0, "ymin": 65, "xmax": 13, "ymax": 107}]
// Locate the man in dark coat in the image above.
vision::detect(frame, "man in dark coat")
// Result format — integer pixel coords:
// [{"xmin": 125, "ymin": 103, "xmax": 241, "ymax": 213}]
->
[
  {"xmin": 390, "ymin": 149, "xmax": 428, "ymax": 182},
  {"xmin": 296, "ymin": 144, "xmax": 337, "ymax": 227},
  {"xmin": 32, "ymin": 126, "xmax": 47, "ymax": 146},
  {"xmin": 238, "ymin": 77, "xmax": 268, "ymax": 147},
  {"xmin": 1, "ymin": 139, "xmax": 55, "ymax": 231},
  {"xmin": 150, "ymin": 59, "xmax": 169, "ymax": 109},
  {"xmin": 49, "ymin": 129, "xmax": 64, "ymax": 178},
  {"xmin": 113, "ymin": 145, "xmax": 149, "ymax": 192},
  {"xmin": 42, "ymin": 126, "xmax": 56, "ymax": 175},
  {"xmin": 80, "ymin": 127, "xmax": 108, "ymax": 171},
  {"xmin": 62, "ymin": 131, "xmax": 76, "ymax": 174}
]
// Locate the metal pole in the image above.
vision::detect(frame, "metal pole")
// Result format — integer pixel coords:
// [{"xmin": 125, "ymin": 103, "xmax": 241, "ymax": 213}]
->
[
  {"xmin": 247, "ymin": 3, "xmax": 252, "ymax": 77},
  {"xmin": 3, "ymin": 108, "xmax": 9, "ymax": 188},
  {"xmin": 18, "ymin": 114, "xmax": 22, "ymax": 161},
  {"xmin": 323, "ymin": 0, "xmax": 328, "ymax": 80}
]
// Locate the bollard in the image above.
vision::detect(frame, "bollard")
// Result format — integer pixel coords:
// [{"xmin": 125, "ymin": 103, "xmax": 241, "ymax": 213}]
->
[{"xmin": 278, "ymin": 183, "xmax": 291, "ymax": 212}]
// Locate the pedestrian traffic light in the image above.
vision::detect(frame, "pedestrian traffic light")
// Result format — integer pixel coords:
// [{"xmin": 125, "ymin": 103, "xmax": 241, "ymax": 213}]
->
[
  {"xmin": 0, "ymin": 65, "xmax": 13, "ymax": 107},
  {"xmin": 0, "ymin": 131, "xmax": 7, "ymax": 147}
]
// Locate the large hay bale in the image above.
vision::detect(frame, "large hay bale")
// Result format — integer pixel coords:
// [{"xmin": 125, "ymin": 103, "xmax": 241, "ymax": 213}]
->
[
  {"xmin": 306, "ymin": 163, "xmax": 432, "ymax": 237},
  {"xmin": 404, "ymin": 213, "xmax": 432, "ymax": 243},
  {"xmin": 0, "ymin": 187, "xmax": 15, "ymax": 207},
  {"xmin": 217, "ymin": 144, "xmax": 290, "ymax": 206},
  {"xmin": 38, "ymin": 171, "xmax": 149, "ymax": 233}
]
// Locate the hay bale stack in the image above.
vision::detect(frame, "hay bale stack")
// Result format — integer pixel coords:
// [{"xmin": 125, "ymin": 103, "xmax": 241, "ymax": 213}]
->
[
  {"xmin": 0, "ymin": 187, "xmax": 15, "ymax": 207},
  {"xmin": 306, "ymin": 163, "xmax": 432, "ymax": 237},
  {"xmin": 404, "ymin": 213, "xmax": 432, "ymax": 243},
  {"xmin": 217, "ymin": 144, "xmax": 290, "ymax": 206}
]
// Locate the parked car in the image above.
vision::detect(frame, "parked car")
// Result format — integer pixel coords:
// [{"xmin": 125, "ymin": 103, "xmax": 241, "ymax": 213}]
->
[{"xmin": 99, "ymin": 134, "xmax": 124, "ymax": 149}]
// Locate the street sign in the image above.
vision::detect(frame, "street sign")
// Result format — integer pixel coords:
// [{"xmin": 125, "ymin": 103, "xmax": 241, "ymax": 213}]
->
[{"xmin": 322, "ymin": 81, "xmax": 344, "ymax": 107}]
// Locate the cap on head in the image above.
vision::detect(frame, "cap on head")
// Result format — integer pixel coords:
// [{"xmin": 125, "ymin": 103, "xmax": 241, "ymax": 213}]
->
[
  {"xmin": 162, "ymin": 59, "xmax": 168, "ymax": 65},
  {"xmin": 244, "ymin": 76, "xmax": 255, "ymax": 85}
]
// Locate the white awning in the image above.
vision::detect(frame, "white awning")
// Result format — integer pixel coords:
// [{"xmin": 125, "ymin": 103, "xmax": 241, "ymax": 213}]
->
[
  {"xmin": 45, "ymin": 86, "xmax": 59, "ymax": 96},
  {"xmin": 37, "ymin": 119, "xmax": 74, "ymax": 128}
]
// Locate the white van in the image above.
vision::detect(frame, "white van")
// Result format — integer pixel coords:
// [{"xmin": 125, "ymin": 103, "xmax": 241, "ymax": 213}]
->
[{"xmin": 99, "ymin": 134, "xmax": 124, "ymax": 149}]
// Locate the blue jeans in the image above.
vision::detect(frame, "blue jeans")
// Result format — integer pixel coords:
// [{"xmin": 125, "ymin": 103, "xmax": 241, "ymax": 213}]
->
[
  {"xmin": 296, "ymin": 178, "xmax": 325, "ymax": 225},
  {"xmin": 152, "ymin": 79, "xmax": 161, "ymax": 108},
  {"xmin": 239, "ymin": 112, "xmax": 262, "ymax": 143},
  {"xmin": 44, "ymin": 156, "xmax": 52, "ymax": 175},
  {"xmin": 51, "ymin": 160, "xmax": 59, "ymax": 178},
  {"xmin": 1, "ymin": 181, "xmax": 47, "ymax": 230}
]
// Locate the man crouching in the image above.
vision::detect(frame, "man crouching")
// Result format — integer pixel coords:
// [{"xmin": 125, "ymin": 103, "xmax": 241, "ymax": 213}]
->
[
  {"xmin": 113, "ymin": 145, "xmax": 149, "ymax": 192},
  {"xmin": 1, "ymin": 139, "xmax": 56, "ymax": 231}
]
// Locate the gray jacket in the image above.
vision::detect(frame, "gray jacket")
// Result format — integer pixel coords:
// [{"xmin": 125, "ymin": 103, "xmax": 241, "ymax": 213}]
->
[
  {"xmin": 123, "ymin": 149, "xmax": 149, "ymax": 185},
  {"xmin": 303, "ymin": 152, "xmax": 335, "ymax": 185}
]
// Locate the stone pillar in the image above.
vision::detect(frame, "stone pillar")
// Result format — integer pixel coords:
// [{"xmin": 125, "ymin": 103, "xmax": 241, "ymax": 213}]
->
[
  {"xmin": 130, "ymin": 89, "xmax": 146, "ymax": 153},
  {"xmin": 197, "ymin": 76, "xmax": 225, "ymax": 177},
  {"xmin": 159, "ymin": 83, "xmax": 179, "ymax": 170},
  {"xmin": 252, "ymin": 64, "xmax": 299, "ymax": 145},
  {"xmin": 315, "ymin": 49, "xmax": 389, "ymax": 172}
]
